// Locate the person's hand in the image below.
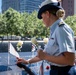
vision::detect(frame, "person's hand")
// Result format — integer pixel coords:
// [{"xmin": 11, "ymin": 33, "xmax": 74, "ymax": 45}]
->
[
  {"xmin": 37, "ymin": 49, "xmax": 47, "ymax": 60},
  {"xmin": 16, "ymin": 57, "xmax": 28, "ymax": 64}
]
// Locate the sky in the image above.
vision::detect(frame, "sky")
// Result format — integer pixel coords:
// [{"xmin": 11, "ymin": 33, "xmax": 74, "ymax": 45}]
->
[{"xmin": 0, "ymin": 0, "xmax": 2, "ymax": 13}]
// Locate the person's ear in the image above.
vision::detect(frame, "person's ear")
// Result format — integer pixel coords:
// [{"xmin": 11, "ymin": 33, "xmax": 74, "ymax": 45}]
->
[{"xmin": 45, "ymin": 11, "xmax": 51, "ymax": 18}]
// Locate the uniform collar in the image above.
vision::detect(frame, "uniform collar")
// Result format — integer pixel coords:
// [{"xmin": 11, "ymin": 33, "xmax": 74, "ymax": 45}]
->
[{"xmin": 50, "ymin": 19, "xmax": 63, "ymax": 35}]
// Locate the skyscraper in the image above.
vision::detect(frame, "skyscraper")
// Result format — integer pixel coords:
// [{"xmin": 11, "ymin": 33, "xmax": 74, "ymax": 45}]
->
[
  {"xmin": 2, "ymin": 0, "xmax": 44, "ymax": 13},
  {"xmin": 2, "ymin": 0, "xmax": 20, "ymax": 13},
  {"xmin": 61, "ymin": 0, "xmax": 75, "ymax": 18},
  {"xmin": 19, "ymin": 0, "xmax": 44, "ymax": 13},
  {"xmin": 2, "ymin": 0, "xmax": 76, "ymax": 18}
]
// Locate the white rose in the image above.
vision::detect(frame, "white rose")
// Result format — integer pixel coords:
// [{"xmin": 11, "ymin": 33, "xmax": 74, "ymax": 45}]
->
[
  {"xmin": 17, "ymin": 41, "xmax": 23, "ymax": 47},
  {"xmin": 31, "ymin": 37, "xmax": 38, "ymax": 45},
  {"xmin": 17, "ymin": 41, "xmax": 23, "ymax": 51},
  {"xmin": 43, "ymin": 38, "xmax": 48, "ymax": 44}
]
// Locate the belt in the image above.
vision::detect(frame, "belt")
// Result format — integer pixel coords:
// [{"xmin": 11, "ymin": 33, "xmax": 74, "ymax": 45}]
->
[{"xmin": 51, "ymin": 65, "xmax": 72, "ymax": 71}]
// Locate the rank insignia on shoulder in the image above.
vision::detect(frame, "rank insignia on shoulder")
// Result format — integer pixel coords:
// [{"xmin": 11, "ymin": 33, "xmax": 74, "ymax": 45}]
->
[{"xmin": 58, "ymin": 22, "xmax": 64, "ymax": 27}]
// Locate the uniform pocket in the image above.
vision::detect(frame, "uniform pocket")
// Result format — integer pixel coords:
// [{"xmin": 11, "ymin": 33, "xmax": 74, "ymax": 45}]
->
[{"xmin": 48, "ymin": 38, "xmax": 55, "ymax": 46}]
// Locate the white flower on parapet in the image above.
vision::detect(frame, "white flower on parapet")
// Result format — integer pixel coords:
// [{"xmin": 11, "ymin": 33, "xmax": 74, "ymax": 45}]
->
[
  {"xmin": 17, "ymin": 40, "xmax": 23, "ymax": 51},
  {"xmin": 43, "ymin": 38, "xmax": 49, "ymax": 44},
  {"xmin": 31, "ymin": 37, "xmax": 38, "ymax": 45}
]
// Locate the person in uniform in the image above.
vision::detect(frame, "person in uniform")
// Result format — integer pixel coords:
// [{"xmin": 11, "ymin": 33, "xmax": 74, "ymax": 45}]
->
[{"xmin": 16, "ymin": 0, "xmax": 76, "ymax": 75}]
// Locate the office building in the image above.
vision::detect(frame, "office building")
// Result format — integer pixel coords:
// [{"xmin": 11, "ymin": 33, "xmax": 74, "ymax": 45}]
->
[
  {"xmin": 61, "ymin": 0, "xmax": 75, "ymax": 18},
  {"xmin": 2, "ymin": 0, "xmax": 76, "ymax": 18},
  {"xmin": 2, "ymin": 0, "xmax": 20, "ymax": 13},
  {"xmin": 2, "ymin": 0, "xmax": 44, "ymax": 13},
  {"xmin": 19, "ymin": 0, "xmax": 44, "ymax": 13}
]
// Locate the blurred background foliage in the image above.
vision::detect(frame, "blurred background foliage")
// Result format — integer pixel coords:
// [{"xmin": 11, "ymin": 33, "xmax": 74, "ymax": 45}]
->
[
  {"xmin": 0, "ymin": 8, "xmax": 76, "ymax": 40},
  {"xmin": 65, "ymin": 15, "xmax": 76, "ymax": 35}
]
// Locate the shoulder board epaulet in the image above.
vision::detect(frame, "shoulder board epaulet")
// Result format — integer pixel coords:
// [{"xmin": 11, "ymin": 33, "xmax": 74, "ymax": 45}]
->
[{"xmin": 58, "ymin": 22, "xmax": 64, "ymax": 27}]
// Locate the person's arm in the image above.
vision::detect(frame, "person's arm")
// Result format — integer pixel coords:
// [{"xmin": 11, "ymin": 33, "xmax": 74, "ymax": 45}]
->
[
  {"xmin": 37, "ymin": 50, "xmax": 75, "ymax": 66},
  {"xmin": 16, "ymin": 56, "xmax": 41, "ymax": 64},
  {"xmin": 27, "ymin": 56, "xmax": 41, "ymax": 64},
  {"xmin": 45, "ymin": 52, "xmax": 75, "ymax": 65}
]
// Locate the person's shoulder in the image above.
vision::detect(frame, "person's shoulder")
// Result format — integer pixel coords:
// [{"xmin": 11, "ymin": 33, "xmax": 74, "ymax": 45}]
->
[
  {"xmin": 56, "ymin": 21, "xmax": 66, "ymax": 32},
  {"xmin": 58, "ymin": 21, "xmax": 65, "ymax": 27}
]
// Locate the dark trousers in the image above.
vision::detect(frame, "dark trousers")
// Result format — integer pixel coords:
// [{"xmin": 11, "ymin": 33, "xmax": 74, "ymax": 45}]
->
[{"xmin": 50, "ymin": 65, "xmax": 76, "ymax": 75}]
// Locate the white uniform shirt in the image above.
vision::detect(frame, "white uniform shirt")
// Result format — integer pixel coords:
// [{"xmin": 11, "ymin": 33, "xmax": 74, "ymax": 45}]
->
[{"xmin": 44, "ymin": 19, "xmax": 75, "ymax": 66}]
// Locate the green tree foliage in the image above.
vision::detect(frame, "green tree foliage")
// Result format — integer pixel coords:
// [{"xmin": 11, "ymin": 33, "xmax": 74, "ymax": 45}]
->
[
  {"xmin": 3, "ymin": 8, "xmax": 24, "ymax": 35},
  {"xmin": 0, "ymin": 8, "xmax": 50, "ymax": 39},
  {"xmin": 21, "ymin": 12, "xmax": 29, "ymax": 37},
  {"xmin": 0, "ymin": 13, "xmax": 4, "ymax": 34},
  {"xmin": 30, "ymin": 11, "xmax": 50, "ymax": 38},
  {"xmin": 65, "ymin": 15, "xmax": 76, "ymax": 35},
  {"xmin": 21, "ymin": 11, "xmax": 50, "ymax": 38},
  {"xmin": 1, "ymin": 8, "xmax": 76, "ymax": 39}
]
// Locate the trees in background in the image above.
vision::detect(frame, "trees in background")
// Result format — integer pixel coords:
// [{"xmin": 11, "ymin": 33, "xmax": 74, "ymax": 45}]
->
[
  {"xmin": 0, "ymin": 8, "xmax": 76, "ymax": 40},
  {"xmin": 0, "ymin": 8, "xmax": 50, "ymax": 39},
  {"xmin": 65, "ymin": 15, "xmax": 76, "ymax": 35}
]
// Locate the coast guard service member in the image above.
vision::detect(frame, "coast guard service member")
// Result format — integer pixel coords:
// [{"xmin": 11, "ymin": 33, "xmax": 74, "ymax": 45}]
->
[{"xmin": 16, "ymin": 0, "xmax": 76, "ymax": 75}]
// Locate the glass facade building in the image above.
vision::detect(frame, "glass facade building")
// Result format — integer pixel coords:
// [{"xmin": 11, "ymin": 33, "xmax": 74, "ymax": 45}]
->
[
  {"xmin": 19, "ymin": 0, "xmax": 44, "ymax": 13},
  {"xmin": 2, "ymin": 0, "xmax": 44, "ymax": 13},
  {"xmin": 2, "ymin": 0, "xmax": 20, "ymax": 13},
  {"xmin": 2, "ymin": 0, "xmax": 76, "ymax": 18}
]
